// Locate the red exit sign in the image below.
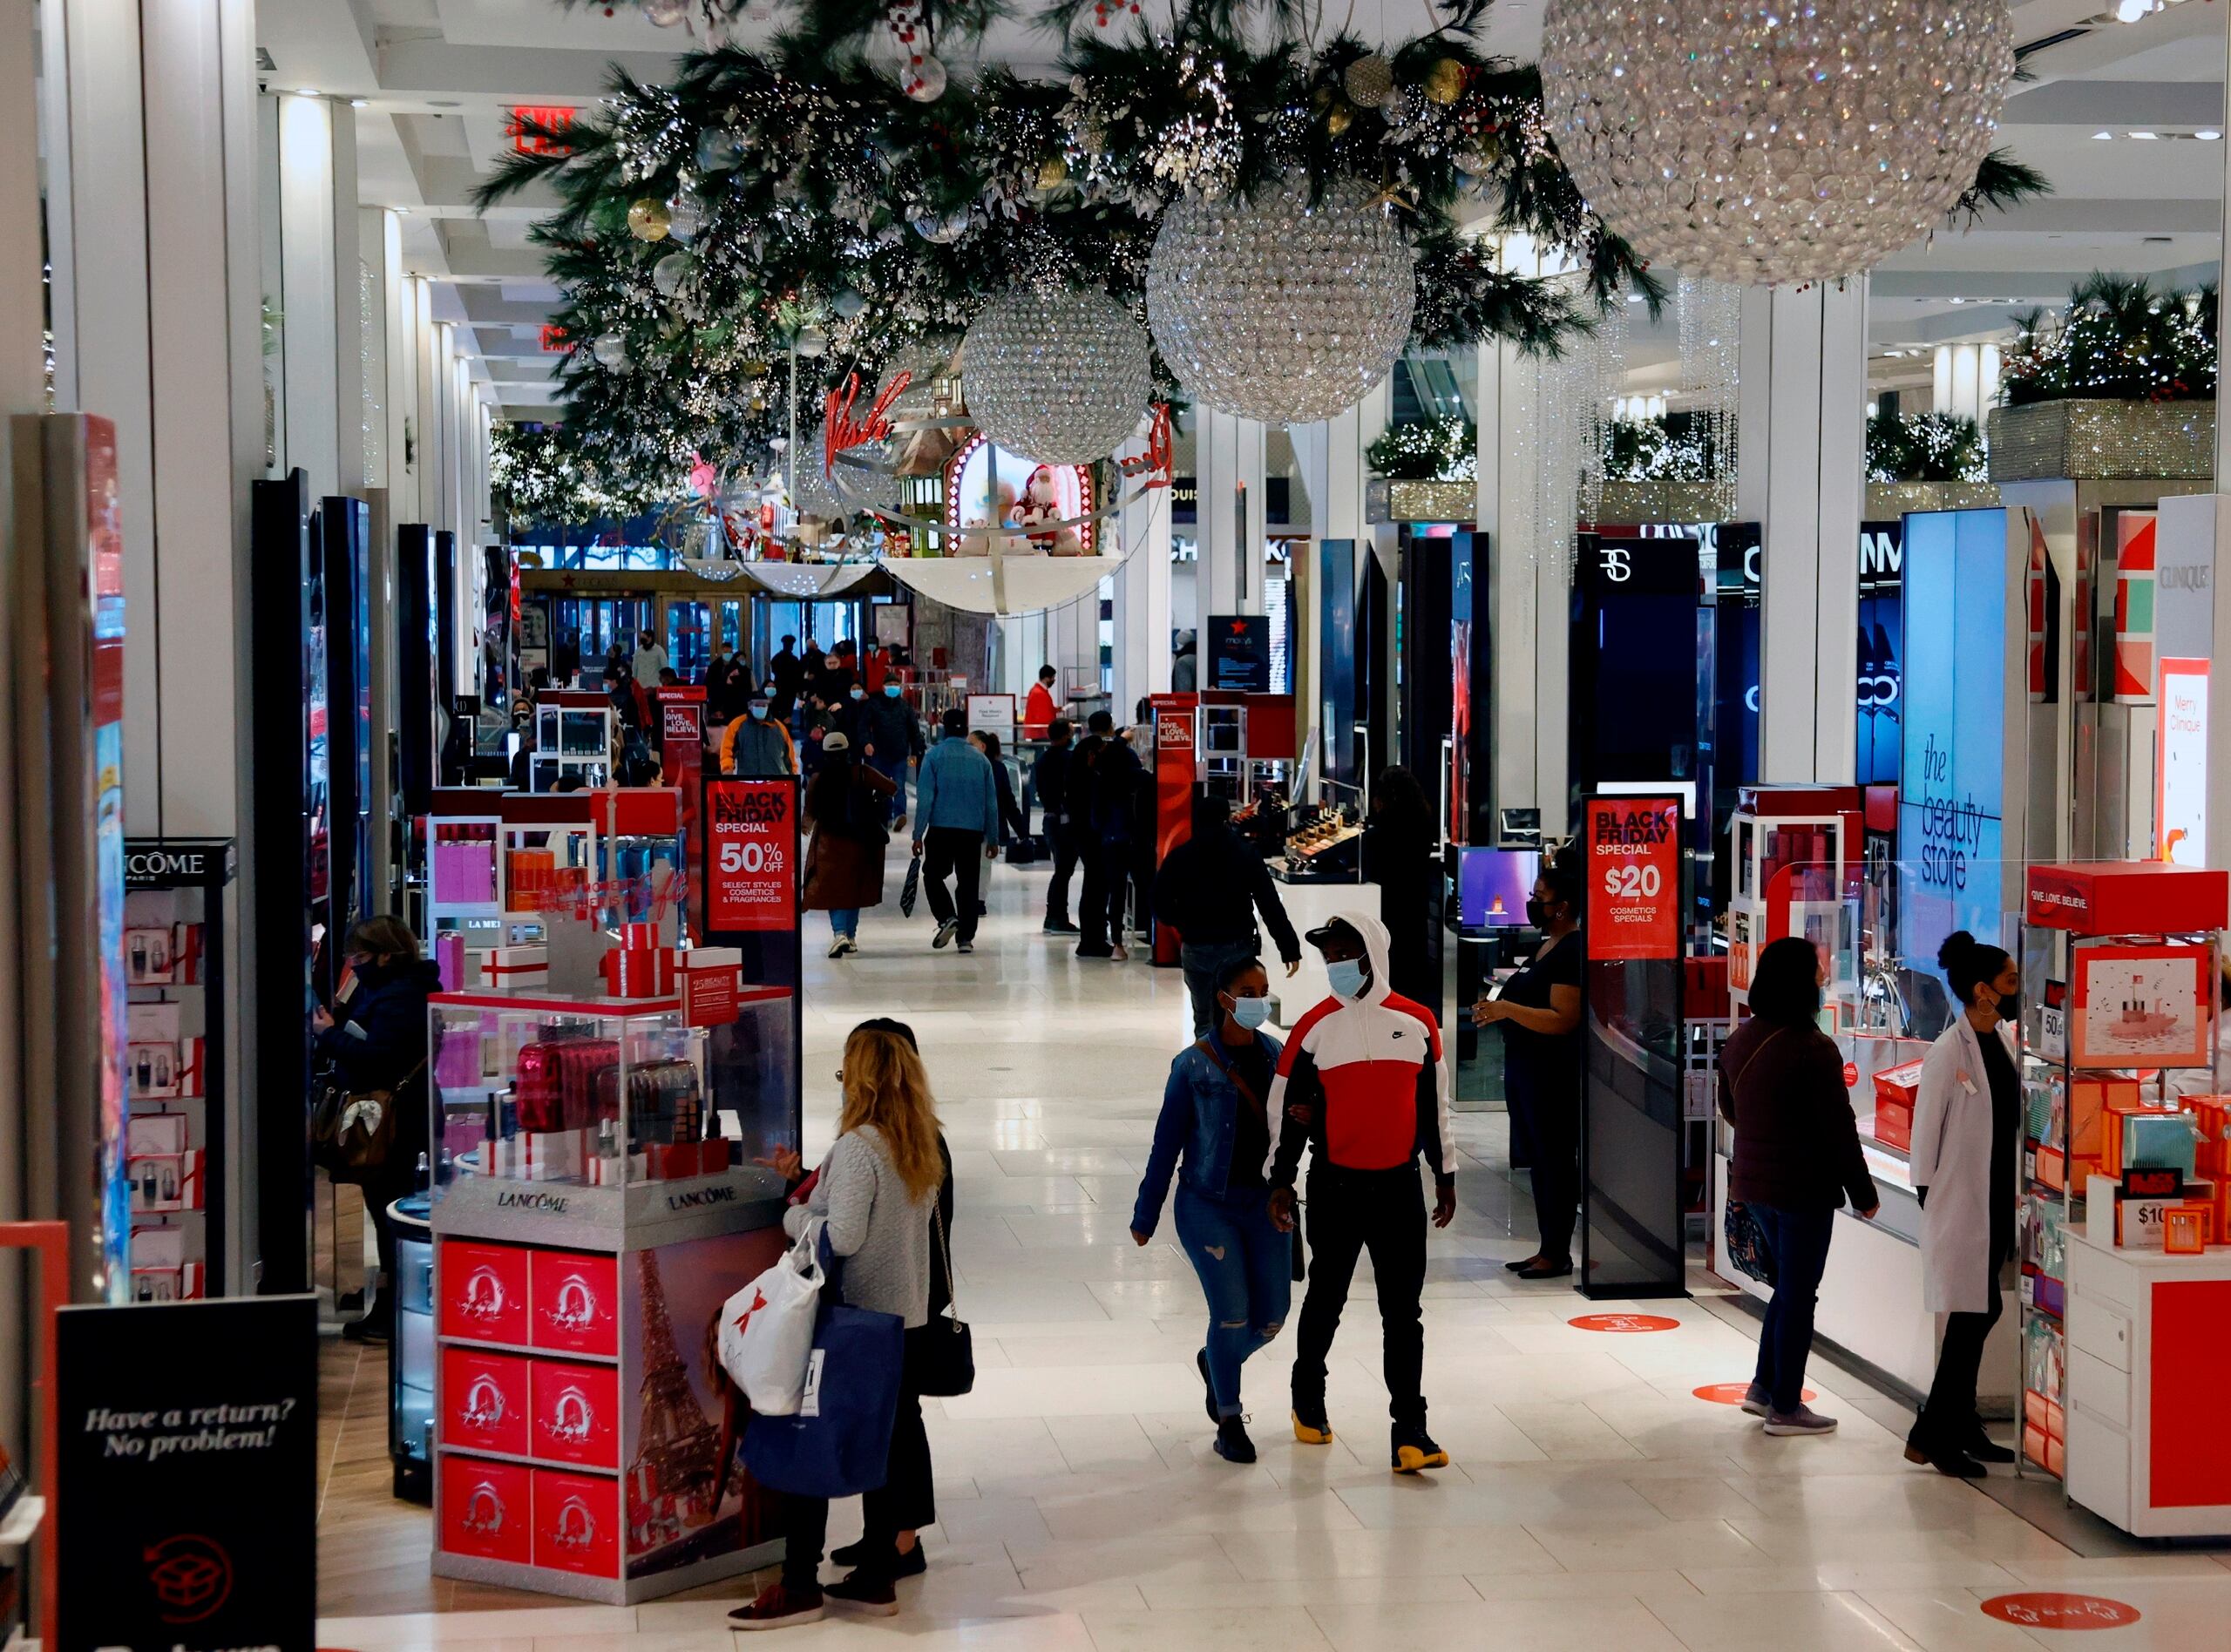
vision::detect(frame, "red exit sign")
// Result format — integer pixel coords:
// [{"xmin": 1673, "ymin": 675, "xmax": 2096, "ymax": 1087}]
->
[
  {"xmin": 539, "ymin": 324, "xmax": 570, "ymax": 352},
  {"xmin": 505, "ymin": 106, "xmax": 575, "ymax": 155}
]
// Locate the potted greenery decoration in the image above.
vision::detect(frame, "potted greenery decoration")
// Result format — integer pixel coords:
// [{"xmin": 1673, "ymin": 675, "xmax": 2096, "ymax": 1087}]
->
[
  {"xmin": 1365, "ymin": 415, "xmax": 1478, "ymax": 523},
  {"xmin": 1596, "ymin": 414, "xmax": 1731, "ymax": 524},
  {"xmin": 1987, "ymin": 274, "xmax": 2215, "ymax": 482},
  {"xmin": 1864, "ymin": 411, "xmax": 1998, "ymax": 513}
]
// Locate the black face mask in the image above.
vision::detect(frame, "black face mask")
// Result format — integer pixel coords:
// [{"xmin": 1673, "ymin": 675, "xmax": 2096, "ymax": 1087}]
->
[
  {"xmin": 1525, "ymin": 897, "xmax": 1556, "ymax": 928},
  {"xmin": 1996, "ymin": 989, "xmax": 2018, "ymax": 1024}
]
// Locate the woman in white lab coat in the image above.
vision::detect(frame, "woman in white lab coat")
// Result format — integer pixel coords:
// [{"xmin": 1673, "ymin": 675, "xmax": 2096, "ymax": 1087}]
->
[{"xmin": 1905, "ymin": 931, "xmax": 2024, "ymax": 1479}]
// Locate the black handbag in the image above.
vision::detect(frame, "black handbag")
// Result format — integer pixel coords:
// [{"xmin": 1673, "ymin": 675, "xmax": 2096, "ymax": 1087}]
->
[
  {"xmin": 911, "ymin": 1203, "xmax": 975, "ymax": 1397},
  {"xmin": 899, "ymin": 855, "xmax": 921, "ymax": 917}
]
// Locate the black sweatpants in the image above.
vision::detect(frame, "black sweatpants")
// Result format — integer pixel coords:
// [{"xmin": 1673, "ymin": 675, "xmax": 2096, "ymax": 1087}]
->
[
  {"xmin": 1290, "ymin": 1163, "xmax": 1428, "ymax": 1429},
  {"xmin": 1044, "ymin": 825, "xmax": 1080, "ymax": 927},
  {"xmin": 1076, "ymin": 839, "xmax": 1128, "ymax": 950},
  {"xmin": 921, "ymin": 826, "xmax": 984, "ymax": 945},
  {"xmin": 1921, "ymin": 1269, "xmax": 2004, "ymax": 1442},
  {"xmin": 778, "ymin": 1384, "xmax": 932, "ymax": 1589}
]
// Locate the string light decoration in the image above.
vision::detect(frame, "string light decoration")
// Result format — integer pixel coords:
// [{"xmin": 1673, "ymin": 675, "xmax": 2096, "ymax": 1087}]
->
[
  {"xmin": 1601, "ymin": 416, "xmax": 1726, "ymax": 483},
  {"xmin": 1865, "ymin": 412, "xmax": 1988, "ymax": 484},
  {"xmin": 1366, "ymin": 414, "xmax": 1478, "ymax": 481},
  {"xmin": 2000, "ymin": 274, "xmax": 2216, "ymax": 405},
  {"xmin": 1676, "ymin": 275, "xmax": 1741, "ymax": 518}
]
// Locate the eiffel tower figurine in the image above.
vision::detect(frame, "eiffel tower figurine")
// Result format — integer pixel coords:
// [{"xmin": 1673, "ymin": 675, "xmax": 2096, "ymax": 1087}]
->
[{"xmin": 626, "ymin": 1249, "xmax": 722, "ymax": 1557}]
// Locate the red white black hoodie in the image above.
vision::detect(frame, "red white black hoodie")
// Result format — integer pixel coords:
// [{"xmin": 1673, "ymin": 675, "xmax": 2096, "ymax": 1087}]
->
[{"xmin": 1266, "ymin": 909, "xmax": 1454, "ymax": 1190}]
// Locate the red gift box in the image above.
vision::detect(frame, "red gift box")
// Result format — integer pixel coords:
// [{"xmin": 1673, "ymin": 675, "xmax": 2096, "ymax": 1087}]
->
[
  {"xmin": 442, "ymin": 1346, "xmax": 531, "ymax": 1459},
  {"xmin": 532, "ymin": 1467, "xmax": 619, "ymax": 1576},
  {"xmin": 602, "ymin": 945, "xmax": 675, "ymax": 999},
  {"xmin": 532, "ymin": 1357, "xmax": 620, "ymax": 1470},
  {"xmin": 440, "ymin": 1454, "xmax": 532, "ymax": 1565},
  {"xmin": 440, "ymin": 1239, "xmax": 530, "ymax": 1347},
  {"xmin": 1874, "ymin": 1096, "xmax": 1913, "ymax": 1153},
  {"xmin": 2026, "ymin": 861, "xmax": 2229, "ymax": 936},
  {"xmin": 531, "ymin": 1248, "xmax": 618, "ymax": 1357}
]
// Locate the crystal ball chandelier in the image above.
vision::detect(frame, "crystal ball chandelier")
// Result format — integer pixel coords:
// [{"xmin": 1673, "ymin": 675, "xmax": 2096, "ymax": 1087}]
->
[
  {"xmin": 961, "ymin": 286, "xmax": 1152, "ymax": 465},
  {"xmin": 1538, "ymin": 0, "xmax": 2015, "ymax": 286},
  {"xmin": 1146, "ymin": 174, "xmax": 1415, "ymax": 426}
]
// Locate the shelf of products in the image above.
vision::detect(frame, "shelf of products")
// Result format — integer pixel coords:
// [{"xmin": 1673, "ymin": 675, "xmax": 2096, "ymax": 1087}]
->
[
  {"xmin": 2023, "ymin": 860, "xmax": 2231, "ymax": 1536},
  {"xmin": 426, "ymin": 969, "xmax": 799, "ymax": 1603},
  {"xmin": 122, "ymin": 837, "xmax": 235, "ymax": 1300},
  {"xmin": 1272, "ymin": 804, "xmax": 1362, "ymax": 884}
]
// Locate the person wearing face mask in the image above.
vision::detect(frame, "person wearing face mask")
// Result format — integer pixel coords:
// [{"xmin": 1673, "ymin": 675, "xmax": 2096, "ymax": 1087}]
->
[
  {"xmin": 720, "ymin": 687, "xmax": 798, "ymax": 778},
  {"xmin": 1471, "ymin": 850, "xmax": 1586, "ymax": 1279},
  {"xmin": 1267, "ymin": 912, "xmax": 1455, "ymax": 1473},
  {"xmin": 1905, "ymin": 931, "xmax": 2024, "ymax": 1478},
  {"xmin": 858, "ymin": 678, "xmax": 926, "ymax": 829},
  {"xmin": 1716, "ymin": 937, "xmax": 1880, "ymax": 1438},
  {"xmin": 1129, "ymin": 957, "xmax": 1291, "ymax": 1463}
]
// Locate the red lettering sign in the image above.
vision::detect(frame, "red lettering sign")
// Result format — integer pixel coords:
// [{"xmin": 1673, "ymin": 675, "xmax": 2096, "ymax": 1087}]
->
[
  {"xmin": 682, "ymin": 963, "xmax": 739, "ymax": 1027},
  {"xmin": 1583, "ymin": 796, "xmax": 1681, "ymax": 962},
  {"xmin": 539, "ymin": 324, "xmax": 570, "ymax": 353},
  {"xmin": 704, "ymin": 779, "xmax": 795, "ymax": 934},
  {"xmin": 822, "ymin": 370, "xmax": 911, "ymax": 474},
  {"xmin": 506, "ymin": 106, "xmax": 576, "ymax": 156},
  {"xmin": 1116, "ymin": 403, "xmax": 1176, "ymax": 490}
]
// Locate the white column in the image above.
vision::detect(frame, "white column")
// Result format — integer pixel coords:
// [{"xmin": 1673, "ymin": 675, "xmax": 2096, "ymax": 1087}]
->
[
  {"xmin": 1197, "ymin": 409, "xmax": 1267, "ymax": 618},
  {"xmin": 1113, "ymin": 436, "xmax": 1173, "ymax": 713},
  {"xmin": 274, "ymin": 91, "xmax": 363, "ymax": 499},
  {"xmin": 1480, "ymin": 331, "xmax": 1568, "ymax": 836},
  {"xmin": 1739, "ymin": 279, "xmax": 1868, "ymax": 785}
]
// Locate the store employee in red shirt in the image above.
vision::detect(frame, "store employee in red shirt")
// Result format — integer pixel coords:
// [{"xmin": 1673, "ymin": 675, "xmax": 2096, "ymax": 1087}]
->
[
  {"xmin": 1022, "ymin": 664, "xmax": 1060, "ymax": 739},
  {"xmin": 1267, "ymin": 911, "xmax": 1455, "ymax": 1473}
]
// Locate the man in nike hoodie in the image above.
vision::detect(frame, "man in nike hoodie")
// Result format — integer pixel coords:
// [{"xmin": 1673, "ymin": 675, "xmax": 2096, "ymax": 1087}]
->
[{"xmin": 1266, "ymin": 910, "xmax": 1456, "ymax": 1472}]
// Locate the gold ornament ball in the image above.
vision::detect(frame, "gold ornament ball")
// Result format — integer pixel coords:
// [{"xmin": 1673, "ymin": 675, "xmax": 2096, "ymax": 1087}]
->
[
  {"xmin": 627, "ymin": 197, "xmax": 672, "ymax": 241},
  {"xmin": 1327, "ymin": 104, "xmax": 1355, "ymax": 136},
  {"xmin": 1036, "ymin": 155, "xmax": 1069, "ymax": 190},
  {"xmin": 1342, "ymin": 53, "xmax": 1394, "ymax": 110},
  {"xmin": 1425, "ymin": 58, "xmax": 1467, "ymax": 105}
]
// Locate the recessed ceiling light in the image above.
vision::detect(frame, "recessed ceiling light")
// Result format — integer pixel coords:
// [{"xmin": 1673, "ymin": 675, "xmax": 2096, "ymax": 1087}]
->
[
  {"xmin": 2130, "ymin": 131, "xmax": 2159, "ymax": 139},
  {"xmin": 349, "ymin": 98, "xmax": 369, "ymax": 108},
  {"xmin": 295, "ymin": 87, "xmax": 321, "ymax": 97},
  {"xmin": 430, "ymin": 99, "xmax": 462, "ymax": 108},
  {"xmin": 2201, "ymin": 131, "xmax": 2223, "ymax": 140},
  {"xmin": 2091, "ymin": 131, "xmax": 2113, "ymax": 140},
  {"xmin": 1626, "ymin": 294, "xmax": 1644, "ymax": 303}
]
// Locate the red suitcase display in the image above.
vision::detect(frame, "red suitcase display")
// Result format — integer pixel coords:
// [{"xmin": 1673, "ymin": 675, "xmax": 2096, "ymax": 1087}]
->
[
  {"xmin": 532, "ymin": 1357, "xmax": 620, "ymax": 1469},
  {"xmin": 533, "ymin": 1467, "xmax": 620, "ymax": 1576},
  {"xmin": 440, "ymin": 1454, "xmax": 532, "ymax": 1565},
  {"xmin": 439, "ymin": 1239, "xmax": 530, "ymax": 1346},
  {"xmin": 441, "ymin": 1345, "xmax": 531, "ymax": 1459},
  {"xmin": 532, "ymin": 1247, "xmax": 619, "ymax": 1356}
]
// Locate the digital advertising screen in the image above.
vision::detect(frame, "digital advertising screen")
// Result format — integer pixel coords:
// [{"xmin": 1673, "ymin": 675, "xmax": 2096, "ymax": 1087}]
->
[{"xmin": 1459, "ymin": 847, "xmax": 1538, "ymax": 927}]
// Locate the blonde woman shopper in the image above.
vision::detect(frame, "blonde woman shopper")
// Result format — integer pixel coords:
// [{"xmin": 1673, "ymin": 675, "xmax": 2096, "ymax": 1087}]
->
[{"xmin": 733, "ymin": 1025, "xmax": 941, "ymax": 1630}]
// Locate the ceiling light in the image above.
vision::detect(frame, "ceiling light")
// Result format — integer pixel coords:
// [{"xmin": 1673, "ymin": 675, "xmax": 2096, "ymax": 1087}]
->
[
  {"xmin": 2201, "ymin": 131, "xmax": 2223, "ymax": 141},
  {"xmin": 2092, "ymin": 131, "xmax": 2114, "ymax": 140},
  {"xmin": 2130, "ymin": 131, "xmax": 2160, "ymax": 140},
  {"xmin": 295, "ymin": 87, "xmax": 321, "ymax": 98},
  {"xmin": 2115, "ymin": 0, "xmax": 2152, "ymax": 20},
  {"xmin": 1625, "ymin": 293, "xmax": 1644, "ymax": 303},
  {"xmin": 349, "ymin": 98, "xmax": 369, "ymax": 108}
]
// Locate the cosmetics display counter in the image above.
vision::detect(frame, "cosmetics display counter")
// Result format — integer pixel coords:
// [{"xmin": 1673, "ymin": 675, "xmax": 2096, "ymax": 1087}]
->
[
  {"xmin": 424, "ymin": 788, "xmax": 687, "ymax": 952},
  {"xmin": 425, "ymin": 968, "xmax": 797, "ymax": 1602}
]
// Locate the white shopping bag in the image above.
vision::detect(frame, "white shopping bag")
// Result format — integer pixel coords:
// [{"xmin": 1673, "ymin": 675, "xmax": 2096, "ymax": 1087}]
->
[{"xmin": 718, "ymin": 1218, "xmax": 825, "ymax": 1415}]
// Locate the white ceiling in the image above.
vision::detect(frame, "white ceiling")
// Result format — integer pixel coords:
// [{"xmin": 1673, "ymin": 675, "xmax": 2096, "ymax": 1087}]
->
[{"xmin": 254, "ymin": 0, "xmax": 2230, "ymax": 417}]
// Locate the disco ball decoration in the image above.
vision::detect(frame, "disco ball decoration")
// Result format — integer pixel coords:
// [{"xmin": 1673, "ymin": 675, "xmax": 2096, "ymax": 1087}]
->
[
  {"xmin": 962, "ymin": 286, "xmax": 1151, "ymax": 464},
  {"xmin": 1538, "ymin": 0, "xmax": 2014, "ymax": 287},
  {"xmin": 1145, "ymin": 174, "xmax": 1414, "ymax": 426}
]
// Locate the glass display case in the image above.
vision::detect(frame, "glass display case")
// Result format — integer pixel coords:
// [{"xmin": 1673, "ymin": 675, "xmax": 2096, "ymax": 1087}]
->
[{"xmin": 426, "ymin": 975, "xmax": 797, "ymax": 1602}]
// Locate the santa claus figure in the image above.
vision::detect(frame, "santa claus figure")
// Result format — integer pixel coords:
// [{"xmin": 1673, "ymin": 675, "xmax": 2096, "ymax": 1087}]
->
[
  {"xmin": 956, "ymin": 478, "xmax": 1034, "ymax": 557},
  {"xmin": 1016, "ymin": 464, "xmax": 1084, "ymax": 557}
]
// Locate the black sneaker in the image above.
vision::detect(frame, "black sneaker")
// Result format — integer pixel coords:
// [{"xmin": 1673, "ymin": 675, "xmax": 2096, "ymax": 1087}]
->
[
  {"xmin": 1391, "ymin": 1425, "xmax": 1449, "ymax": 1473},
  {"xmin": 1043, "ymin": 918, "xmax": 1079, "ymax": 934},
  {"xmin": 932, "ymin": 918, "xmax": 958, "ymax": 949},
  {"xmin": 1292, "ymin": 1401, "xmax": 1333, "ymax": 1445},
  {"xmin": 828, "ymin": 1538, "xmax": 926, "ymax": 1578},
  {"xmin": 1197, "ymin": 1350, "xmax": 1217, "ymax": 1421},
  {"xmin": 731, "ymin": 1583, "xmax": 826, "ymax": 1629},
  {"xmin": 824, "ymin": 1571, "xmax": 899, "ymax": 1616},
  {"xmin": 1074, "ymin": 943, "xmax": 1114, "ymax": 958},
  {"xmin": 1214, "ymin": 1414, "xmax": 1257, "ymax": 1464}
]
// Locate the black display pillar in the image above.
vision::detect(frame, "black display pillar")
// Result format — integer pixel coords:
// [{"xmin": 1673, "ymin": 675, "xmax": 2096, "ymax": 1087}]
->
[
  {"xmin": 396, "ymin": 525, "xmax": 437, "ymax": 819},
  {"xmin": 248, "ymin": 473, "xmax": 311, "ymax": 1295}
]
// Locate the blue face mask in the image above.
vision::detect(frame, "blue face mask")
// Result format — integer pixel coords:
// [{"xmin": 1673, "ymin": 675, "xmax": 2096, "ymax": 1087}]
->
[
  {"xmin": 850, "ymin": 687, "xmax": 865, "ymax": 701},
  {"xmin": 748, "ymin": 702, "xmax": 770, "ymax": 720},
  {"xmin": 1225, "ymin": 995, "xmax": 1271, "ymax": 1030},
  {"xmin": 1326, "ymin": 958, "xmax": 1367, "ymax": 999},
  {"xmin": 884, "ymin": 684, "xmax": 901, "ymax": 698}
]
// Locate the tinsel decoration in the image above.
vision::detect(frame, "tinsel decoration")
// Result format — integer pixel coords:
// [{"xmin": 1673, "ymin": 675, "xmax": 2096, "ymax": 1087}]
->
[{"xmin": 1675, "ymin": 276, "xmax": 1741, "ymax": 519}]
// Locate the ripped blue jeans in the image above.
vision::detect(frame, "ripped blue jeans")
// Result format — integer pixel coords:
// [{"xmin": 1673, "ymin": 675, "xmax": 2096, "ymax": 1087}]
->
[{"xmin": 1174, "ymin": 1184, "xmax": 1292, "ymax": 1418}]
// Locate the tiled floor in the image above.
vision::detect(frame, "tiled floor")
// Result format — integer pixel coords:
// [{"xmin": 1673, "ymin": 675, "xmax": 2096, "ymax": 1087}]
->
[{"xmin": 316, "ymin": 863, "xmax": 2231, "ymax": 1648}]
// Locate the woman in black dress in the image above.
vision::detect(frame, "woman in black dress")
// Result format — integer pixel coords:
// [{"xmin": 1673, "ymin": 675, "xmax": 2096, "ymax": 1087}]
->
[{"xmin": 1472, "ymin": 850, "xmax": 1584, "ymax": 1278}]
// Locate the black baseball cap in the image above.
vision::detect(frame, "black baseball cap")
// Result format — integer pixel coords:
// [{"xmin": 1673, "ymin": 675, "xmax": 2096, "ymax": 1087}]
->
[{"xmin": 1304, "ymin": 917, "xmax": 1364, "ymax": 950}]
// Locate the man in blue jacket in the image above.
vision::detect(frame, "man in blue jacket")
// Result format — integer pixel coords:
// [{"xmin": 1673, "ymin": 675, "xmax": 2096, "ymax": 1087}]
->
[{"xmin": 912, "ymin": 708, "xmax": 1000, "ymax": 953}]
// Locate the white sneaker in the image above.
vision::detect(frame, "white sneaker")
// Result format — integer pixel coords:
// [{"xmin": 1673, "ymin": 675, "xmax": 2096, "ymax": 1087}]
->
[
  {"xmin": 1741, "ymin": 1382, "xmax": 1771, "ymax": 1418},
  {"xmin": 827, "ymin": 938, "xmax": 848, "ymax": 958},
  {"xmin": 1763, "ymin": 1404, "xmax": 1838, "ymax": 1437}
]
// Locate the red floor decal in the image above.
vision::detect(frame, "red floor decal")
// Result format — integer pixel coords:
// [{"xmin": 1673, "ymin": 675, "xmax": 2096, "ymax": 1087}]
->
[
  {"xmin": 1692, "ymin": 1382, "xmax": 1814, "ymax": 1405},
  {"xmin": 1568, "ymin": 1312, "xmax": 1680, "ymax": 1333},
  {"xmin": 1978, "ymin": 1593, "xmax": 2141, "ymax": 1629}
]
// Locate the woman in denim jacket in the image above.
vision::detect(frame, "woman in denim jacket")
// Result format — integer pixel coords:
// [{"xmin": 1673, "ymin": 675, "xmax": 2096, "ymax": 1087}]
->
[{"xmin": 1131, "ymin": 954, "xmax": 1290, "ymax": 1463}]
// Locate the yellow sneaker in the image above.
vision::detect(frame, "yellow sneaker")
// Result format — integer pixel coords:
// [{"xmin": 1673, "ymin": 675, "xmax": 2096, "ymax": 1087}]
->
[
  {"xmin": 1392, "ymin": 1428, "xmax": 1449, "ymax": 1473},
  {"xmin": 1291, "ymin": 1406, "xmax": 1334, "ymax": 1445}
]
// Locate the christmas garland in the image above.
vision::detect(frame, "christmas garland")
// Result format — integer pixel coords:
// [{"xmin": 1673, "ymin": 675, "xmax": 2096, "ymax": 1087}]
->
[
  {"xmin": 1601, "ymin": 414, "xmax": 1726, "ymax": 484},
  {"xmin": 485, "ymin": 10, "xmax": 2046, "ymax": 492},
  {"xmin": 1864, "ymin": 412, "xmax": 1986, "ymax": 484},
  {"xmin": 1367, "ymin": 415, "xmax": 1475, "ymax": 481},
  {"xmin": 2001, "ymin": 274, "xmax": 2216, "ymax": 407},
  {"xmin": 490, "ymin": 419, "xmax": 689, "ymax": 529}
]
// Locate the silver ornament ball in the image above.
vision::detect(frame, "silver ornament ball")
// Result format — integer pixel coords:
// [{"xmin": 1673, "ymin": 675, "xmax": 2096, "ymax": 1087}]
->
[
  {"xmin": 1145, "ymin": 174, "xmax": 1414, "ymax": 426},
  {"xmin": 1538, "ymin": 0, "xmax": 2015, "ymax": 286},
  {"xmin": 962, "ymin": 286, "xmax": 1152, "ymax": 466}
]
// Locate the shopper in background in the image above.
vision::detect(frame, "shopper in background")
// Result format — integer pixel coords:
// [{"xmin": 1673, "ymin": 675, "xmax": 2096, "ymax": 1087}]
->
[
  {"xmin": 1032, "ymin": 720, "xmax": 1080, "ymax": 935},
  {"xmin": 1363, "ymin": 767, "xmax": 1438, "ymax": 1012},
  {"xmin": 911, "ymin": 708, "xmax": 1000, "ymax": 955},
  {"xmin": 707, "ymin": 640, "xmax": 749, "ymax": 728},
  {"xmin": 1718, "ymin": 936, "xmax": 1879, "ymax": 1438},
  {"xmin": 731, "ymin": 1024, "xmax": 941, "ymax": 1629},
  {"xmin": 1472, "ymin": 850, "xmax": 1585, "ymax": 1280},
  {"xmin": 1125, "ymin": 723, "xmax": 1158, "ymax": 944},
  {"xmin": 969, "ymin": 730, "xmax": 1030, "ymax": 849},
  {"xmin": 311, "ymin": 915, "xmax": 439, "ymax": 1344},
  {"xmin": 1131, "ymin": 955, "xmax": 1290, "ymax": 1464},
  {"xmin": 1906, "ymin": 931, "xmax": 2024, "ymax": 1478},
  {"xmin": 721, "ymin": 688, "xmax": 799, "ymax": 777},
  {"xmin": 631, "ymin": 627, "xmax": 668, "ymax": 690},
  {"xmin": 1170, "ymin": 630, "xmax": 1198, "ymax": 692},
  {"xmin": 801, "ymin": 732, "xmax": 898, "ymax": 958},
  {"xmin": 861, "ymin": 680, "xmax": 926, "ymax": 829},
  {"xmin": 1071, "ymin": 710, "xmax": 1142, "ymax": 961},
  {"xmin": 766, "ymin": 634, "xmax": 802, "ymax": 720},
  {"xmin": 801, "ymin": 635, "xmax": 825, "ymax": 691},
  {"xmin": 1023, "ymin": 664, "xmax": 1061, "ymax": 739},
  {"xmin": 1269, "ymin": 912, "xmax": 1455, "ymax": 1473},
  {"xmin": 1153, "ymin": 791, "xmax": 1303, "ymax": 1037},
  {"xmin": 820, "ymin": 640, "xmax": 858, "ymax": 704}
]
